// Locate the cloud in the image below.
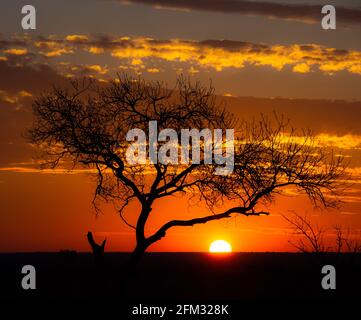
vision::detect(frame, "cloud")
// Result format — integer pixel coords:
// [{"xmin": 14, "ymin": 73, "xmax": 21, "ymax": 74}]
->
[
  {"xmin": 92, "ymin": 36, "xmax": 361, "ymax": 75},
  {"xmin": 147, "ymin": 68, "xmax": 160, "ymax": 73},
  {"xmin": 65, "ymin": 34, "xmax": 89, "ymax": 42},
  {"xmin": 2, "ymin": 34, "xmax": 361, "ymax": 76},
  {"xmin": 4, "ymin": 48, "xmax": 28, "ymax": 56},
  {"xmin": 0, "ymin": 59, "xmax": 71, "ymax": 169},
  {"xmin": 0, "ymin": 60, "xmax": 67, "ymax": 94},
  {"xmin": 43, "ymin": 48, "xmax": 74, "ymax": 58},
  {"xmin": 34, "ymin": 36, "xmax": 74, "ymax": 58},
  {"xmin": 292, "ymin": 63, "xmax": 310, "ymax": 74},
  {"xmin": 271, "ymin": 133, "xmax": 361, "ymax": 151},
  {"xmin": 0, "ymin": 90, "xmax": 32, "ymax": 107},
  {"xmin": 81, "ymin": 64, "xmax": 109, "ymax": 75},
  {"xmin": 340, "ymin": 211, "xmax": 361, "ymax": 215},
  {"xmin": 118, "ymin": 0, "xmax": 361, "ymax": 25},
  {"xmin": 0, "ymin": 166, "xmax": 96, "ymax": 174},
  {"xmin": 0, "ymin": 37, "xmax": 28, "ymax": 49},
  {"xmin": 316, "ymin": 134, "xmax": 361, "ymax": 150}
]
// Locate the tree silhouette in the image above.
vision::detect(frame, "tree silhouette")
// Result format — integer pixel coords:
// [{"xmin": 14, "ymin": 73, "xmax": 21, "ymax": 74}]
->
[
  {"xmin": 27, "ymin": 75, "xmax": 346, "ymax": 265},
  {"xmin": 283, "ymin": 212, "xmax": 361, "ymax": 254},
  {"xmin": 87, "ymin": 231, "xmax": 106, "ymax": 267}
]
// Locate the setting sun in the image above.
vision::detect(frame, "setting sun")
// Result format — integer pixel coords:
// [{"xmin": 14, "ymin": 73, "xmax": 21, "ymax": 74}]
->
[{"xmin": 209, "ymin": 240, "xmax": 232, "ymax": 253}]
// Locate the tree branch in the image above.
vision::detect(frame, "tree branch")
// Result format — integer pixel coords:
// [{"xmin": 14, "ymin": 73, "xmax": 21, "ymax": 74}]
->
[{"xmin": 147, "ymin": 207, "xmax": 269, "ymax": 245}]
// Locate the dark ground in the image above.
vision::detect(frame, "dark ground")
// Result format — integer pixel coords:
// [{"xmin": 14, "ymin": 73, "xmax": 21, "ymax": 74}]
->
[{"xmin": 0, "ymin": 252, "xmax": 360, "ymax": 315}]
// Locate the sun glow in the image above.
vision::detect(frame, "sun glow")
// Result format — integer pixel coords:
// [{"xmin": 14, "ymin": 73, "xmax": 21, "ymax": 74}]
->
[{"xmin": 209, "ymin": 240, "xmax": 232, "ymax": 253}]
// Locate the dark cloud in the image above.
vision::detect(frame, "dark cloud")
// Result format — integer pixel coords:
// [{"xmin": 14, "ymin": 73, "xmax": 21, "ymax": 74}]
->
[
  {"xmin": 0, "ymin": 39, "xmax": 28, "ymax": 49},
  {"xmin": 0, "ymin": 60, "xmax": 67, "ymax": 94},
  {"xmin": 199, "ymin": 40, "xmax": 269, "ymax": 52},
  {"xmin": 120, "ymin": 0, "xmax": 361, "ymax": 25},
  {"xmin": 224, "ymin": 96, "xmax": 361, "ymax": 135},
  {"xmin": 0, "ymin": 60, "xmax": 69, "ymax": 167}
]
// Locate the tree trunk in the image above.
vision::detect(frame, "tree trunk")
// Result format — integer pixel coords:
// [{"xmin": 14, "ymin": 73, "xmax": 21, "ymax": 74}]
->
[
  {"xmin": 87, "ymin": 231, "xmax": 106, "ymax": 268},
  {"xmin": 127, "ymin": 205, "xmax": 152, "ymax": 269},
  {"xmin": 127, "ymin": 242, "xmax": 147, "ymax": 269}
]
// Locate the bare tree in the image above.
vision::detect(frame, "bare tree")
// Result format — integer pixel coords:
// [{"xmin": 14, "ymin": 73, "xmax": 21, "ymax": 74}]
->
[
  {"xmin": 282, "ymin": 212, "xmax": 326, "ymax": 253},
  {"xmin": 284, "ymin": 213, "xmax": 361, "ymax": 254},
  {"xmin": 87, "ymin": 231, "xmax": 106, "ymax": 267},
  {"xmin": 27, "ymin": 75, "xmax": 346, "ymax": 266},
  {"xmin": 335, "ymin": 225, "xmax": 344, "ymax": 254},
  {"xmin": 338, "ymin": 227, "xmax": 361, "ymax": 254}
]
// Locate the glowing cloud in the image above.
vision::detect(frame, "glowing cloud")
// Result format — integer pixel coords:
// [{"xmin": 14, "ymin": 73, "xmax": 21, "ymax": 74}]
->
[
  {"xmin": 2, "ymin": 35, "xmax": 361, "ymax": 76},
  {"xmin": 4, "ymin": 48, "xmax": 28, "ymax": 55},
  {"xmin": 118, "ymin": 0, "xmax": 361, "ymax": 26}
]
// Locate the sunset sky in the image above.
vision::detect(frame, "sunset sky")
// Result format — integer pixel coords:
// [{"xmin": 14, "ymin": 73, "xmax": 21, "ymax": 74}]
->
[{"xmin": 0, "ymin": 0, "xmax": 361, "ymax": 252}]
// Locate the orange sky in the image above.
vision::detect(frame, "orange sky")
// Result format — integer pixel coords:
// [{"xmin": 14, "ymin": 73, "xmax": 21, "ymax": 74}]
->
[
  {"xmin": 0, "ymin": 0, "xmax": 361, "ymax": 252},
  {"xmin": 1, "ymin": 154, "xmax": 360, "ymax": 253}
]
